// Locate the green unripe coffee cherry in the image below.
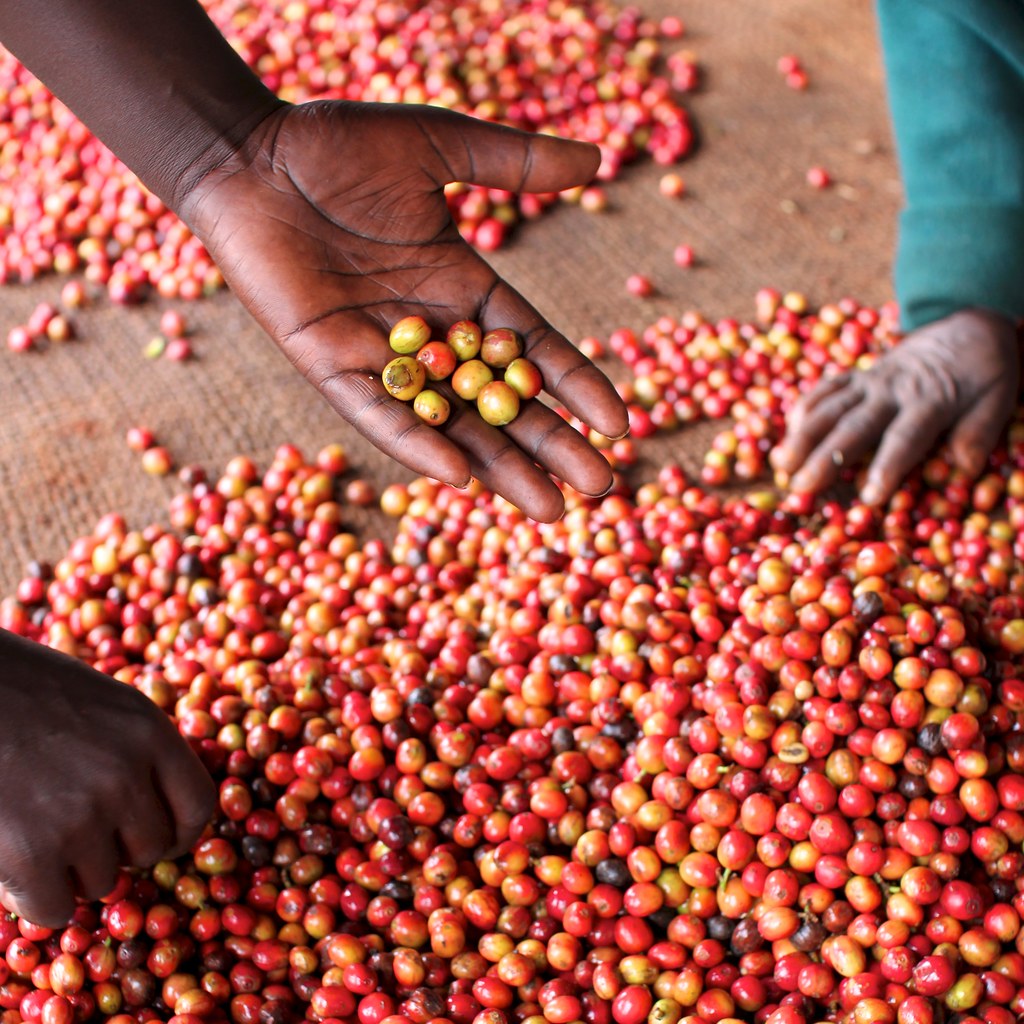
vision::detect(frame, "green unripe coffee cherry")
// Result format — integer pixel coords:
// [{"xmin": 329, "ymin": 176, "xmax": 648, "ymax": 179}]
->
[
  {"xmin": 412, "ymin": 389, "xmax": 450, "ymax": 426},
  {"xmin": 389, "ymin": 315, "xmax": 431, "ymax": 354},
  {"xmin": 476, "ymin": 380, "xmax": 520, "ymax": 426}
]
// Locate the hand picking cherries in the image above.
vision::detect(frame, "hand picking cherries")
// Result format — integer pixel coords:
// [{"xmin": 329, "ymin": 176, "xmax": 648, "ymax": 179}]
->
[
  {"xmin": 590, "ymin": 289, "xmax": 903, "ymax": 491},
  {"xmin": 4, "ymin": 293, "xmax": 1024, "ymax": 1024},
  {"xmin": 382, "ymin": 316, "xmax": 541, "ymax": 428}
]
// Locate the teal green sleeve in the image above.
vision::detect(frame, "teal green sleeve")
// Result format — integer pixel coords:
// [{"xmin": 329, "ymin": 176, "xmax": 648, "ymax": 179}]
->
[{"xmin": 877, "ymin": 0, "xmax": 1024, "ymax": 330}]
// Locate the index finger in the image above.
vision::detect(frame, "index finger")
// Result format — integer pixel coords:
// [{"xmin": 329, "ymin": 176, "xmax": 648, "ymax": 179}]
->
[
  {"xmin": 477, "ymin": 279, "xmax": 629, "ymax": 441},
  {"xmin": 154, "ymin": 741, "xmax": 218, "ymax": 859},
  {"xmin": 318, "ymin": 367, "xmax": 474, "ymax": 487}
]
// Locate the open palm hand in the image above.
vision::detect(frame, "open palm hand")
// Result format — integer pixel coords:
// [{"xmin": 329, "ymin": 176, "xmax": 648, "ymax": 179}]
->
[{"xmin": 180, "ymin": 101, "xmax": 629, "ymax": 521}]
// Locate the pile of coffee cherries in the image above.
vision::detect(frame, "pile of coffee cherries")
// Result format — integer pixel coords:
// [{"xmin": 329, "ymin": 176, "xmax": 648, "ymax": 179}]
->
[
  {"xmin": 382, "ymin": 316, "xmax": 541, "ymax": 427},
  {"xmin": 597, "ymin": 289, "xmax": 902, "ymax": 488},
  {"xmin": 3, "ymin": 293, "xmax": 1024, "ymax": 1024},
  {"xmin": 0, "ymin": 0, "xmax": 690, "ymax": 300}
]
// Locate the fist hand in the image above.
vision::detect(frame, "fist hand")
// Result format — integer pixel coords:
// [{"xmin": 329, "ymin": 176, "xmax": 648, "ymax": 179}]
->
[{"xmin": 0, "ymin": 631, "xmax": 215, "ymax": 926}]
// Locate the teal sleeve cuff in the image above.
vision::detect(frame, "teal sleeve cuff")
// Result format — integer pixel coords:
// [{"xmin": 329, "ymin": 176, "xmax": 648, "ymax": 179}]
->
[{"xmin": 896, "ymin": 205, "xmax": 1024, "ymax": 330}]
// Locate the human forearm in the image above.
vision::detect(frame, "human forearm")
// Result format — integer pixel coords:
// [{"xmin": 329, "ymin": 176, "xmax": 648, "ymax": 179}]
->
[
  {"xmin": 0, "ymin": 0, "xmax": 282, "ymax": 209},
  {"xmin": 1, "ymin": 3, "xmax": 627, "ymax": 518}
]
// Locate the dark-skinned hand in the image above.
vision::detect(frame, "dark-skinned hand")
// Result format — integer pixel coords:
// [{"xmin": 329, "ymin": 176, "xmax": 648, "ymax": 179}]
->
[
  {"xmin": 0, "ymin": 630, "xmax": 215, "ymax": 926},
  {"xmin": 772, "ymin": 308, "xmax": 1019, "ymax": 505},
  {"xmin": 178, "ymin": 101, "xmax": 630, "ymax": 523}
]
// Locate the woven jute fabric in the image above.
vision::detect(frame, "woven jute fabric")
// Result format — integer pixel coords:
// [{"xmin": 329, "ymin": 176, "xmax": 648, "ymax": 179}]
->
[{"xmin": 0, "ymin": 0, "xmax": 898, "ymax": 592}]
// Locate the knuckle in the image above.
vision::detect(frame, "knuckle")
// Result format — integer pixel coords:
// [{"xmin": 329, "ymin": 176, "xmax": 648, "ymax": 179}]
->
[
  {"xmin": 0, "ymin": 829, "xmax": 39, "ymax": 875},
  {"xmin": 128, "ymin": 833, "xmax": 174, "ymax": 871},
  {"xmin": 178, "ymin": 782, "xmax": 218, "ymax": 837},
  {"xmin": 77, "ymin": 866, "xmax": 119, "ymax": 902},
  {"xmin": 321, "ymin": 367, "xmax": 375, "ymax": 409},
  {"xmin": 803, "ymin": 407, "xmax": 845, "ymax": 440},
  {"xmin": 348, "ymin": 387, "xmax": 411, "ymax": 448},
  {"xmin": 523, "ymin": 327, "xmax": 559, "ymax": 361},
  {"xmin": 545, "ymin": 354, "xmax": 591, "ymax": 396},
  {"xmin": 475, "ymin": 440, "xmax": 517, "ymax": 475},
  {"xmin": 886, "ymin": 417, "xmax": 938, "ymax": 446},
  {"xmin": 521, "ymin": 419, "xmax": 563, "ymax": 463},
  {"xmin": 804, "ymin": 369, "xmax": 850, "ymax": 397},
  {"xmin": 854, "ymin": 374, "xmax": 888, "ymax": 402},
  {"xmin": 302, "ymin": 353, "xmax": 372, "ymax": 400},
  {"xmin": 129, "ymin": 709, "xmax": 174, "ymax": 751},
  {"xmin": 898, "ymin": 363, "xmax": 957, "ymax": 409},
  {"xmin": 22, "ymin": 899, "xmax": 73, "ymax": 930},
  {"xmin": 843, "ymin": 401, "xmax": 891, "ymax": 435}
]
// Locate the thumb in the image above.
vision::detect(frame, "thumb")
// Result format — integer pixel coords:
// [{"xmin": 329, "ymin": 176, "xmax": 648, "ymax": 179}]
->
[
  {"xmin": 0, "ymin": 877, "xmax": 74, "ymax": 930},
  {"xmin": 948, "ymin": 386, "xmax": 1016, "ymax": 478},
  {"xmin": 417, "ymin": 106, "xmax": 601, "ymax": 193}
]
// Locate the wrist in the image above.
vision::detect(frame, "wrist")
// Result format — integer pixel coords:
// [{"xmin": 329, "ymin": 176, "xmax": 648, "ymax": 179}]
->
[
  {"xmin": 165, "ymin": 94, "xmax": 288, "ymax": 214},
  {"xmin": 935, "ymin": 307, "xmax": 1020, "ymax": 337},
  {"xmin": 0, "ymin": 1, "xmax": 284, "ymax": 210},
  {"xmin": 969, "ymin": 307, "xmax": 1019, "ymax": 331}
]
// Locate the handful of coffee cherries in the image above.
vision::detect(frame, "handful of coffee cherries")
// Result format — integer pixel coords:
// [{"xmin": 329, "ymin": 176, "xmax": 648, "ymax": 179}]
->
[{"xmin": 381, "ymin": 316, "xmax": 542, "ymax": 427}]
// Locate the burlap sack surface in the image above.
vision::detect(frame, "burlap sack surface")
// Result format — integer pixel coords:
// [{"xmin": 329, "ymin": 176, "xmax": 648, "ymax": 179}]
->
[{"xmin": 0, "ymin": 0, "xmax": 898, "ymax": 592}]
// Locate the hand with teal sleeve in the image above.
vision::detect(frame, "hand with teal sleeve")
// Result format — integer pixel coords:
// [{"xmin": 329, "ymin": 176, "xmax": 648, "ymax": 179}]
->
[{"xmin": 775, "ymin": 0, "xmax": 1024, "ymax": 503}]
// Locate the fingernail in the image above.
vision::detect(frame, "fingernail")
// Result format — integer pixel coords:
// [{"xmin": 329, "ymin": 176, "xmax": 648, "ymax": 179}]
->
[
  {"xmin": 961, "ymin": 446, "xmax": 985, "ymax": 477},
  {"xmin": 790, "ymin": 470, "xmax": 813, "ymax": 492},
  {"xmin": 769, "ymin": 446, "xmax": 791, "ymax": 470},
  {"xmin": 860, "ymin": 481, "xmax": 884, "ymax": 505}
]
